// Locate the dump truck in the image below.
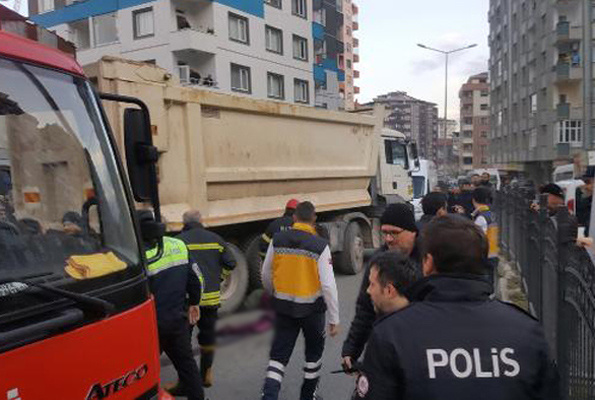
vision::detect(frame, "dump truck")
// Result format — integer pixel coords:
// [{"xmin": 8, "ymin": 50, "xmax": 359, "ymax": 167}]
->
[
  {"xmin": 0, "ymin": 5, "xmax": 173, "ymax": 399},
  {"xmin": 84, "ymin": 57, "xmax": 418, "ymax": 314}
]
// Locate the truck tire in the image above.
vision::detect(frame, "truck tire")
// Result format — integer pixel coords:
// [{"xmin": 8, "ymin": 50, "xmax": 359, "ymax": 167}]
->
[
  {"xmin": 219, "ymin": 243, "xmax": 249, "ymax": 316},
  {"xmin": 242, "ymin": 234, "xmax": 264, "ymax": 290},
  {"xmin": 335, "ymin": 222, "xmax": 365, "ymax": 275}
]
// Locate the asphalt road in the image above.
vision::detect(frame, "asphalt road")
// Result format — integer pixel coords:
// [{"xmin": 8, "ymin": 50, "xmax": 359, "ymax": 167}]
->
[{"xmin": 160, "ymin": 271, "xmax": 364, "ymax": 400}]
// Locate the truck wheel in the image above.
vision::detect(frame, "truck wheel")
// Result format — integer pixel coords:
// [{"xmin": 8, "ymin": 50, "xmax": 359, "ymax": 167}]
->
[
  {"xmin": 336, "ymin": 222, "xmax": 365, "ymax": 275},
  {"xmin": 242, "ymin": 234, "xmax": 264, "ymax": 290},
  {"xmin": 219, "ymin": 243, "xmax": 249, "ymax": 316}
]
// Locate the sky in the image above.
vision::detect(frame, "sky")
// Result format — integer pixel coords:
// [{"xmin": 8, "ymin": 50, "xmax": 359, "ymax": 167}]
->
[
  {"xmin": 3, "ymin": 0, "xmax": 489, "ymax": 121},
  {"xmin": 356, "ymin": 0, "xmax": 490, "ymax": 122}
]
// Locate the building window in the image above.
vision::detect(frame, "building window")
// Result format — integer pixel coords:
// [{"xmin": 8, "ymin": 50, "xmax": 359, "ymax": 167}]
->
[
  {"xmin": 133, "ymin": 7, "xmax": 154, "ymax": 39},
  {"xmin": 530, "ymin": 93, "xmax": 537, "ymax": 114},
  {"xmin": 265, "ymin": 26, "xmax": 283, "ymax": 54},
  {"xmin": 314, "ymin": 7, "xmax": 326, "ymax": 25},
  {"xmin": 463, "ymin": 157, "xmax": 473, "ymax": 165},
  {"xmin": 93, "ymin": 13, "xmax": 118, "ymax": 46},
  {"xmin": 229, "ymin": 13, "xmax": 249, "ymax": 44},
  {"xmin": 294, "ymin": 79, "xmax": 309, "ymax": 103},
  {"xmin": 481, "ymin": 90, "xmax": 489, "ymax": 97},
  {"xmin": 292, "ymin": 0, "xmax": 307, "ymax": 18},
  {"xmin": 480, "ymin": 104, "xmax": 489, "ymax": 111},
  {"xmin": 347, "ymin": 59, "xmax": 352, "ymax": 69},
  {"xmin": 39, "ymin": 0, "xmax": 54, "ymax": 13},
  {"xmin": 267, "ymin": 72, "xmax": 285, "ymax": 99},
  {"xmin": 231, "ymin": 64, "xmax": 251, "ymax": 93},
  {"xmin": 293, "ymin": 35, "xmax": 308, "ymax": 61},
  {"xmin": 557, "ymin": 120, "xmax": 582, "ymax": 144},
  {"xmin": 70, "ymin": 18, "xmax": 90, "ymax": 50},
  {"xmin": 463, "ymin": 117, "xmax": 473, "ymax": 125},
  {"xmin": 265, "ymin": 0, "xmax": 282, "ymax": 9}
]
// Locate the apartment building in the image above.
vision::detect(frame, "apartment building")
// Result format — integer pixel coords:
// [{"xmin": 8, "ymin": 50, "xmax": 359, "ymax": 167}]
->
[
  {"xmin": 312, "ymin": 0, "xmax": 359, "ymax": 110},
  {"xmin": 372, "ymin": 91, "xmax": 439, "ymax": 161},
  {"xmin": 489, "ymin": 0, "xmax": 595, "ymax": 182},
  {"xmin": 459, "ymin": 72, "xmax": 491, "ymax": 171},
  {"xmin": 29, "ymin": 0, "xmax": 316, "ymax": 105}
]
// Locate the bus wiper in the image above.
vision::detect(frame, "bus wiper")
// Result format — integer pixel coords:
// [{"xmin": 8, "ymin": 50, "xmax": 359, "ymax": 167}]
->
[{"xmin": 0, "ymin": 277, "xmax": 115, "ymax": 317}]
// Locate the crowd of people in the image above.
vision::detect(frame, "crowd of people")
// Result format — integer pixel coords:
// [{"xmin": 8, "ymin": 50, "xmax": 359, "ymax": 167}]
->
[{"xmin": 138, "ymin": 181, "xmax": 563, "ymax": 400}]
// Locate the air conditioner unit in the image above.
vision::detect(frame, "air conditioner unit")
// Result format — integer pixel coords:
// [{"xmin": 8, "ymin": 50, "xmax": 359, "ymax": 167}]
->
[{"xmin": 177, "ymin": 65, "xmax": 190, "ymax": 85}]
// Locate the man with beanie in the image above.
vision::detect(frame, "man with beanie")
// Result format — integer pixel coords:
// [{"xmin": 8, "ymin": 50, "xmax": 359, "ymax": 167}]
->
[{"xmin": 341, "ymin": 203, "xmax": 421, "ymax": 372}]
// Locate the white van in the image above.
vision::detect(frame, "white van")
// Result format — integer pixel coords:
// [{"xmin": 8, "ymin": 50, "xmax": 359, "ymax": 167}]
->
[
  {"xmin": 411, "ymin": 160, "xmax": 438, "ymax": 220},
  {"xmin": 553, "ymin": 164, "xmax": 575, "ymax": 183}
]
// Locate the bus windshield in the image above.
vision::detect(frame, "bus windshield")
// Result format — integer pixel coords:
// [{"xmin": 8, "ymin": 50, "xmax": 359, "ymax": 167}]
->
[{"xmin": 0, "ymin": 57, "xmax": 140, "ymax": 321}]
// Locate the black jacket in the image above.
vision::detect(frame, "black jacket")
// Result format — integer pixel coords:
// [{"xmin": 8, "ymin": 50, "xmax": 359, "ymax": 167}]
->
[
  {"xmin": 356, "ymin": 275, "xmax": 559, "ymax": 400},
  {"xmin": 416, "ymin": 214, "xmax": 434, "ymax": 233},
  {"xmin": 576, "ymin": 193, "xmax": 592, "ymax": 236},
  {"xmin": 259, "ymin": 215, "xmax": 294, "ymax": 255},
  {"xmin": 146, "ymin": 237, "xmax": 202, "ymax": 332},
  {"xmin": 341, "ymin": 241, "xmax": 421, "ymax": 359},
  {"xmin": 177, "ymin": 222, "xmax": 236, "ymax": 307}
]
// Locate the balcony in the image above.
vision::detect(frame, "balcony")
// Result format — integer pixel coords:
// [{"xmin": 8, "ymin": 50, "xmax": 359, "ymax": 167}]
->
[
  {"xmin": 353, "ymin": 70, "xmax": 360, "ymax": 78},
  {"xmin": 353, "ymin": 53, "xmax": 360, "ymax": 63},
  {"xmin": 353, "ymin": 21, "xmax": 359, "ymax": 31},
  {"xmin": 352, "ymin": 3, "xmax": 359, "ymax": 15},
  {"xmin": 174, "ymin": 50, "xmax": 217, "ymax": 89},
  {"xmin": 555, "ymin": 21, "xmax": 582, "ymax": 44},
  {"xmin": 554, "ymin": 63, "xmax": 582, "ymax": 83},
  {"xmin": 170, "ymin": 28, "xmax": 217, "ymax": 54},
  {"xmin": 354, "ymin": 86, "xmax": 360, "ymax": 94},
  {"xmin": 556, "ymin": 103, "xmax": 583, "ymax": 120},
  {"xmin": 353, "ymin": 37, "xmax": 359, "ymax": 48}
]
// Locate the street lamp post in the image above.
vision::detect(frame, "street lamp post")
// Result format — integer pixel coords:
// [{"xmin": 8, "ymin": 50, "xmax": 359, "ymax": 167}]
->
[{"xmin": 417, "ymin": 43, "xmax": 477, "ymax": 162}]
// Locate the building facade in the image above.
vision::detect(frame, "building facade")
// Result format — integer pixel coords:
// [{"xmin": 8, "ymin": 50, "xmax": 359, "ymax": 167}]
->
[
  {"xmin": 372, "ymin": 91, "xmax": 439, "ymax": 161},
  {"xmin": 489, "ymin": 0, "xmax": 594, "ymax": 182},
  {"xmin": 29, "ymin": 0, "xmax": 353, "ymax": 109},
  {"xmin": 459, "ymin": 72, "xmax": 491, "ymax": 171}
]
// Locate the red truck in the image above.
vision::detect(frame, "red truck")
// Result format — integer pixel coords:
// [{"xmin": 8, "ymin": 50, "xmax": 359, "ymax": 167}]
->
[{"xmin": 0, "ymin": 6, "xmax": 173, "ymax": 399}]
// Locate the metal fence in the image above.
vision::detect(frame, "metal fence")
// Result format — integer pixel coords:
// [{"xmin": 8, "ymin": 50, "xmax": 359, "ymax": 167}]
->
[{"xmin": 495, "ymin": 189, "xmax": 595, "ymax": 399}]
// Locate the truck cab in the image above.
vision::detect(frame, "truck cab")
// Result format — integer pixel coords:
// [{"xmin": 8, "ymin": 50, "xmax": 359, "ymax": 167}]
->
[
  {"xmin": 376, "ymin": 128, "xmax": 418, "ymax": 204},
  {"xmin": 411, "ymin": 160, "xmax": 438, "ymax": 220}
]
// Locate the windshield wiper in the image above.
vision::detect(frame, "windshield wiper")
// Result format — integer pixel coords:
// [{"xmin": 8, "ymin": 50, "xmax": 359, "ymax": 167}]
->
[{"xmin": 0, "ymin": 277, "xmax": 115, "ymax": 317}]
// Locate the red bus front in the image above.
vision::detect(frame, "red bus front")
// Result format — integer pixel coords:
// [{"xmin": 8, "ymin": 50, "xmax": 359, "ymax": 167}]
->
[{"xmin": 0, "ymin": 24, "xmax": 167, "ymax": 400}]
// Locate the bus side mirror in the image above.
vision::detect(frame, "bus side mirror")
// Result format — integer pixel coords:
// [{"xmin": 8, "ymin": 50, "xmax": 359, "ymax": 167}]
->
[{"xmin": 124, "ymin": 108, "xmax": 159, "ymax": 204}]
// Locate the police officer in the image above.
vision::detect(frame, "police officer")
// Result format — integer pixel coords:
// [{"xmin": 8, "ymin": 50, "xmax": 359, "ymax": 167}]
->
[
  {"xmin": 261, "ymin": 201, "xmax": 340, "ymax": 400},
  {"xmin": 176, "ymin": 209, "xmax": 236, "ymax": 388},
  {"xmin": 355, "ymin": 215, "xmax": 559, "ymax": 400},
  {"xmin": 259, "ymin": 199, "xmax": 299, "ymax": 257},
  {"xmin": 137, "ymin": 210, "xmax": 205, "ymax": 400},
  {"xmin": 342, "ymin": 203, "xmax": 420, "ymax": 373}
]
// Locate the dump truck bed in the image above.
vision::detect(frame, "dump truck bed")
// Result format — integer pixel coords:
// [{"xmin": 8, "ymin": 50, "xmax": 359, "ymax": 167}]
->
[{"xmin": 87, "ymin": 57, "xmax": 381, "ymax": 228}]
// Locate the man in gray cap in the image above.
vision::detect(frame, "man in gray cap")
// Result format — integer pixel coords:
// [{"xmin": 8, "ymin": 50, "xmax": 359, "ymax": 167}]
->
[{"xmin": 341, "ymin": 203, "xmax": 421, "ymax": 372}]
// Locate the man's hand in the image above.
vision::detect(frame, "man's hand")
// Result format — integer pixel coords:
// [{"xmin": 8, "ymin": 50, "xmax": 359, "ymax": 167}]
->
[
  {"xmin": 188, "ymin": 305, "xmax": 201, "ymax": 325},
  {"xmin": 342, "ymin": 356, "xmax": 353, "ymax": 373},
  {"xmin": 530, "ymin": 201, "xmax": 540, "ymax": 212},
  {"xmin": 577, "ymin": 237, "xmax": 594, "ymax": 249},
  {"xmin": 329, "ymin": 324, "xmax": 340, "ymax": 338}
]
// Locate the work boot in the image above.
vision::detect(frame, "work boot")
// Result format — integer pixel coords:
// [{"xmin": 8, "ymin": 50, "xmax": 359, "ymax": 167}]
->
[
  {"xmin": 163, "ymin": 381, "xmax": 187, "ymax": 397},
  {"xmin": 200, "ymin": 348, "xmax": 215, "ymax": 387}
]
